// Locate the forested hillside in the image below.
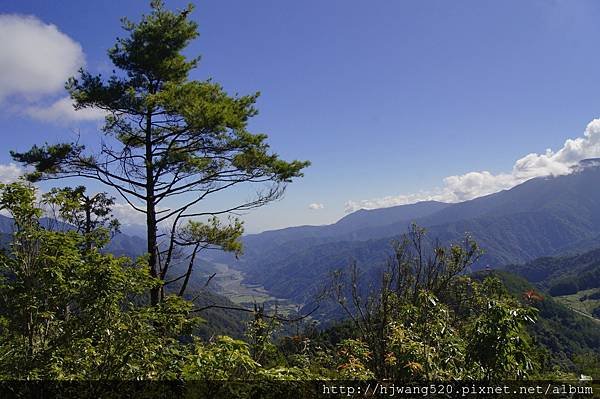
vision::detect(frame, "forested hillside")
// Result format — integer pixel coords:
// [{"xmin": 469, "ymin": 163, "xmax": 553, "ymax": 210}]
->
[
  {"xmin": 1, "ymin": 1, "xmax": 598, "ymax": 397},
  {"xmin": 477, "ymin": 271, "xmax": 600, "ymax": 372},
  {"xmin": 2, "ymin": 182, "xmax": 586, "ymax": 393},
  {"xmin": 215, "ymin": 162, "xmax": 600, "ymax": 305}
]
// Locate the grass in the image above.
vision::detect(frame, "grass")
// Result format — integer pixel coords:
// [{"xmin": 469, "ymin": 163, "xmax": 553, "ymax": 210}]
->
[{"xmin": 554, "ymin": 288, "xmax": 600, "ymax": 319}]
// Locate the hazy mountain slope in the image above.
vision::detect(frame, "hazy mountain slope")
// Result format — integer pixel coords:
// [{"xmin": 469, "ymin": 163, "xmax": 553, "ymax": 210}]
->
[
  {"xmin": 0, "ymin": 213, "xmax": 148, "ymax": 259},
  {"xmin": 505, "ymin": 248, "xmax": 600, "ymax": 285},
  {"xmin": 333, "ymin": 200, "xmax": 450, "ymax": 235},
  {"xmin": 0, "ymin": 215, "xmax": 13, "ymax": 232},
  {"xmin": 234, "ymin": 200, "xmax": 449, "ymax": 260},
  {"xmin": 225, "ymin": 160, "xmax": 600, "ymax": 305},
  {"xmin": 243, "ymin": 210, "xmax": 596, "ymax": 303},
  {"xmin": 506, "ymin": 247, "xmax": 600, "ymax": 297},
  {"xmin": 351, "ymin": 162, "xmax": 600, "ymax": 243},
  {"xmin": 103, "ymin": 233, "xmax": 147, "ymax": 258}
]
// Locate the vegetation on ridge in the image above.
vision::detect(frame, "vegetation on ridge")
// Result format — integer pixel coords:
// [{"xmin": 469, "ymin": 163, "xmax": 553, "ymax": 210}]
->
[
  {"xmin": 0, "ymin": 182, "xmax": 579, "ymax": 389},
  {"xmin": 0, "ymin": 2, "xmax": 597, "ymax": 397}
]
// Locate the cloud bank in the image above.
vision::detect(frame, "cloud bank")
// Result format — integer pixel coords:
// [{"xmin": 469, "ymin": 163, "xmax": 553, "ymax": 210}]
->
[
  {"xmin": 345, "ymin": 119, "xmax": 600, "ymax": 213},
  {"xmin": 25, "ymin": 97, "xmax": 105, "ymax": 122},
  {"xmin": 308, "ymin": 203, "xmax": 324, "ymax": 210},
  {"xmin": 0, "ymin": 163, "xmax": 24, "ymax": 184},
  {"xmin": 110, "ymin": 202, "xmax": 147, "ymax": 226},
  {"xmin": 0, "ymin": 14, "xmax": 83, "ymax": 100},
  {"xmin": 0, "ymin": 14, "xmax": 104, "ymax": 123}
]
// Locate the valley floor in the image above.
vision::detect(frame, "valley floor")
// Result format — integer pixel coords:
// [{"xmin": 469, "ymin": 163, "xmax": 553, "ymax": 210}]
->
[{"xmin": 207, "ymin": 262, "xmax": 300, "ymax": 316}]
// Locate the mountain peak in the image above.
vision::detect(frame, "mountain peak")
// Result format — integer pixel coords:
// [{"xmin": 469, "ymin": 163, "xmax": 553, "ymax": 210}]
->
[{"xmin": 571, "ymin": 158, "xmax": 600, "ymax": 173}]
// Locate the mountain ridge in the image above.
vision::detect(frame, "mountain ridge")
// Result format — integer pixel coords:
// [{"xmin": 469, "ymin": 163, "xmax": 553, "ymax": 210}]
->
[{"xmin": 213, "ymin": 161, "xmax": 600, "ymax": 305}]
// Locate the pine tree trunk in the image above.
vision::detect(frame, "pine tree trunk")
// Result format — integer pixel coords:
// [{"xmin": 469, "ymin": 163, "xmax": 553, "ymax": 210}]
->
[
  {"xmin": 147, "ymin": 201, "xmax": 159, "ymax": 305},
  {"xmin": 145, "ymin": 112, "xmax": 160, "ymax": 306},
  {"xmin": 84, "ymin": 198, "xmax": 92, "ymax": 251}
]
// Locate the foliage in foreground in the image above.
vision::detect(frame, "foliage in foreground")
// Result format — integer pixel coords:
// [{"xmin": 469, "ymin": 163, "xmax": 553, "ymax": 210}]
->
[
  {"xmin": 0, "ymin": 183, "xmax": 566, "ymax": 389},
  {"xmin": 325, "ymin": 226, "xmax": 540, "ymax": 381}
]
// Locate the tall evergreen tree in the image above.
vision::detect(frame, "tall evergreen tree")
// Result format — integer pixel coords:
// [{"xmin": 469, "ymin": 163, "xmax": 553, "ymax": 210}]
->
[{"xmin": 12, "ymin": 1, "xmax": 309, "ymax": 305}]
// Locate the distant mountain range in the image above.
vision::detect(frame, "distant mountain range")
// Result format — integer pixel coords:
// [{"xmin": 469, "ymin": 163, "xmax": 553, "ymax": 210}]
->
[
  {"xmin": 0, "ymin": 214, "xmax": 147, "ymax": 259},
  {"xmin": 208, "ymin": 159, "xmax": 600, "ymax": 305},
  {"xmin": 3, "ymin": 159, "xmax": 599, "ymax": 327},
  {"xmin": 505, "ymin": 246, "xmax": 600, "ymax": 297},
  {"xmin": 1, "ymin": 162, "xmax": 599, "ymax": 347}
]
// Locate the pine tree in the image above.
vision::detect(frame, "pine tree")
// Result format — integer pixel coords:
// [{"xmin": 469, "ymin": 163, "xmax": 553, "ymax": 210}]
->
[{"xmin": 12, "ymin": 1, "xmax": 309, "ymax": 305}]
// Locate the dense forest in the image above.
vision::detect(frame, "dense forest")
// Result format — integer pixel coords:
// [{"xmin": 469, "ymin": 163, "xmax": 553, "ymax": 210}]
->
[
  {"xmin": 3, "ymin": 181, "xmax": 596, "ymax": 396},
  {"xmin": 1, "ymin": 2, "xmax": 599, "ymax": 398}
]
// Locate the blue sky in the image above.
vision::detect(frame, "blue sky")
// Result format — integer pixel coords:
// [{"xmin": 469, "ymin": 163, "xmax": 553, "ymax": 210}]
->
[{"xmin": 2, "ymin": 0, "xmax": 600, "ymax": 233}]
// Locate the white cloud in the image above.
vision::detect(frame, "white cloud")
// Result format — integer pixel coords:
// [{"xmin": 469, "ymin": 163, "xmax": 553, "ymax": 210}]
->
[
  {"xmin": 345, "ymin": 192, "xmax": 446, "ymax": 213},
  {"xmin": 0, "ymin": 14, "xmax": 103, "ymax": 122},
  {"xmin": 25, "ymin": 97, "xmax": 105, "ymax": 123},
  {"xmin": 308, "ymin": 203, "xmax": 324, "ymax": 210},
  {"xmin": 0, "ymin": 15, "xmax": 83, "ymax": 100},
  {"xmin": 345, "ymin": 119, "xmax": 600, "ymax": 213},
  {"xmin": 111, "ymin": 202, "xmax": 147, "ymax": 226},
  {"xmin": 0, "ymin": 163, "xmax": 24, "ymax": 184}
]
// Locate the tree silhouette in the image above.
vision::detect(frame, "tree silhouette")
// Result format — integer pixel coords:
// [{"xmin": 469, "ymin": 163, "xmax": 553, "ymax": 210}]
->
[{"xmin": 12, "ymin": 1, "xmax": 309, "ymax": 305}]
